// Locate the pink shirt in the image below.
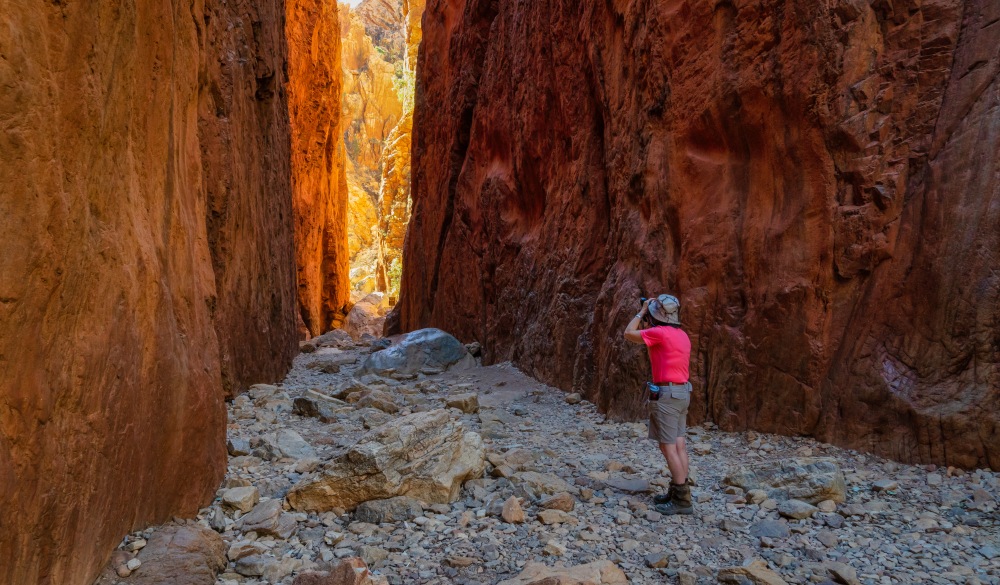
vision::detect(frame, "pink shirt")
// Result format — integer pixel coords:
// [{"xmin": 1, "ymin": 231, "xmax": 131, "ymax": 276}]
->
[{"xmin": 640, "ymin": 326, "xmax": 691, "ymax": 384}]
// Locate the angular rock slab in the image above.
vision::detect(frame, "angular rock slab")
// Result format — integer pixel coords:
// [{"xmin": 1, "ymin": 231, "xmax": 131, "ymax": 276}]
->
[
  {"xmin": 718, "ymin": 560, "xmax": 788, "ymax": 585},
  {"xmin": 446, "ymin": 392, "xmax": 480, "ymax": 414},
  {"xmin": 262, "ymin": 429, "xmax": 317, "ymax": 460},
  {"xmin": 723, "ymin": 458, "xmax": 847, "ymax": 504},
  {"xmin": 353, "ymin": 496, "xmax": 424, "ymax": 524},
  {"xmin": 512, "ymin": 471, "xmax": 574, "ymax": 496},
  {"xmin": 288, "ymin": 409, "xmax": 485, "ymax": 511},
  {"xmin": 237, "ymin": 499, "xmax": 298, "ymax": 539},
  {"xmin": 361, "ymin": 328, "xmax": 475, "ymax": 375},
  {"xmin": 293, "ymin": 557, "xmax": 388, "ymax": 585},
  {"xmin": 497, "ymin": 560, "xmax": 628, "ymax": 585},
  {"xmin": 292, "ymin": 557, "xmax": 389, "ymax": 585},
  {"xmin": 604, "ymin": 477, "xmax": 651, "ymax": 494}
]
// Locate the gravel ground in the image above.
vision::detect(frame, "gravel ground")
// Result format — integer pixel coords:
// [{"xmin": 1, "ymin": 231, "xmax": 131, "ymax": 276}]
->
[{"xmin": 107, "ymin": 336, "xmax": 1000, "ymax": 585}]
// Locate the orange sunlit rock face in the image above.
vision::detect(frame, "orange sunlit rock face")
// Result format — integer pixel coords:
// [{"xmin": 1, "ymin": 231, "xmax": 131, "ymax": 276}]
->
[
  {"xmin": 0, "ymin": 0, "xmax": 297, "ymax": 583},
  {"xmin": 288, "ymin": 0, "xmax": 351, "ymax": 334},
  {"xmin": 348, "ymin": 158, "xmax": 380, "ymax": 297},
  {"xmin": 341, "ymin": 9, "xmax": 403, "ymax": 187},
  {"xmin": 340, "ymin": 0, "xmax": 409, "ymax": 296},
  {"xmin": 376, "ymin": 110, "xmax": 413, "ymax": 296},
  {"xmin": 374, "ymin": 0, "xmax": 425, "ymax": 297},
  {"xmin": 354, "ymin": 0, "xmax": 406, "ymax": 61},
  {"xmin": 395, "ymin": 0, "xmax": 1000, "ymax": 468}
]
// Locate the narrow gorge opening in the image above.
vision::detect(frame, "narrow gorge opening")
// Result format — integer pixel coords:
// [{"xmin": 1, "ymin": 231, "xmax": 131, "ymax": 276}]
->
[
  {"xmin": 5, "ymin": 0, "xmax": 998, "ymax": 582},
  {"xmin": 341, "ymin": 0, "xmax": 422, "ymax": 318},
  {"xmin": 286, "ymin": 0, "xmax": 422, "ymax": 338}
]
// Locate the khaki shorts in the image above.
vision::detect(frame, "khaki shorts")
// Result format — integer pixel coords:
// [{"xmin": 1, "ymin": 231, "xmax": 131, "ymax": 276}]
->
[{"xmin": 648, "ymin": 382, "xmax": 691, "ymax": 445}]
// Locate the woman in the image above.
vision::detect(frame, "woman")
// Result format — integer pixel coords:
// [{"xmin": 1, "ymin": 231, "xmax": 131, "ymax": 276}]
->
[{"xmin": 624, "ymin": 293, "xmax": 694, "ymax": 515}]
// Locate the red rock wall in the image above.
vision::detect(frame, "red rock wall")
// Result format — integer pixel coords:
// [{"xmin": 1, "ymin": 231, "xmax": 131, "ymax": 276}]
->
[
  {"xmin": 397, "ymin": 0, "xmax": 1000, "ymax": 468},
  {"xmin": 0, "ymin": 0, "xmax": 297, "ymax": 583},
  {"xmin": 202, "ymin": 0, "xmax": 300, "ymax": 395},
  {"xmin": 289, "ymin": 0, "xmax": 351, "ymax": 335}
]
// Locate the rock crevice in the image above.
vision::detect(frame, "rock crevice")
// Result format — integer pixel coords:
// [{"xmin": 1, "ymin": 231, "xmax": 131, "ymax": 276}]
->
[{"xmin": 394, "ymin": 0, "xmax": 1000, "ymax": 468}]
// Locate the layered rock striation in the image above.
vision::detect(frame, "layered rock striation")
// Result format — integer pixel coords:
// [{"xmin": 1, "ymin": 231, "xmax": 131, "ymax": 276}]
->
[
  {"xmin": 0, "ymin": 0, "xmax": 304, "ymax": 582},
  {"xmin": 396, "ymin": 0, "xmax": 1000, "ymax": 468}
]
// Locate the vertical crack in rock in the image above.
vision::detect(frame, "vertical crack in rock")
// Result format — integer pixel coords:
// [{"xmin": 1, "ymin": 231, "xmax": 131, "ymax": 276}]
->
[{"xmin": 397, "ymin": 0, "xmax": 1000, "ymax": 468}]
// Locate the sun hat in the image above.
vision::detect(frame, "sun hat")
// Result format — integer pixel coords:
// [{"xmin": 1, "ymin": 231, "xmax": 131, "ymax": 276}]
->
[{"xmin": 648, "ymin": 293, "xmax": 680, "ymax": 325}]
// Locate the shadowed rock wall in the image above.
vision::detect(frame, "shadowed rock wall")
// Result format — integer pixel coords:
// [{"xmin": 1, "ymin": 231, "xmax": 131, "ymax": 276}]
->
[
  {"xmin": 396, "ymin": 0, "xmax": 1000, "ymax": 468},
  {"xmin": 0, "ymin": 0, "xmax": 298, "ymax": 583},
  {"xmin": 203, "ymin": 0, "xmax": 300, "ymax": 394},
  {"xmin": 289, "ymin": 0, "xmax": 351, "ymax": 335}
]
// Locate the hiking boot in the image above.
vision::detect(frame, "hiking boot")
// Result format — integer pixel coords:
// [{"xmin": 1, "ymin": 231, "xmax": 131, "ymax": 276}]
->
[
  {"xmin": 654, "ymin": 482, "xmax": 693, "ymax": 516},
  {"xmin": 653, "ymin": 483, "xmax": 677, "ymax": 506},
  {"xmin": 653, "ymin": 478, "xmax": 693, "ymax": 505}
]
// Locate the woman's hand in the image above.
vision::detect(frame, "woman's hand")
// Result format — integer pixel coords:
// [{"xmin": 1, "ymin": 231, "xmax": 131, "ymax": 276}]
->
[
  {"xmin": 625, "ymin": 299, "xmax": 651, "ymax": 344},
  {"xmin": 639, "ymin": 298, "xmax": 651, "ymax": 316}
]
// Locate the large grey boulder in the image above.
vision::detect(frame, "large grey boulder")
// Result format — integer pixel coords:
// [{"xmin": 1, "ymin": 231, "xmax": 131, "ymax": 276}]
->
[
  {"xmin": 723, "ymin": 457, "xmax": 847, "ymax": 504},
  {"xmin": 287, "ymin": 409, "xmax": 485, "ymax": 511},
  {"xmin": 361, "ymin": 329, "xmax": 476, "ymax": 376}
]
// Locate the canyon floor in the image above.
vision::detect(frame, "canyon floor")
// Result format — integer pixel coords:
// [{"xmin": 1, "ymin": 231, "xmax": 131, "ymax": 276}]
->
[{"xmin": 99, "ymin": 332, "xmax": 999, "ymax": 585}]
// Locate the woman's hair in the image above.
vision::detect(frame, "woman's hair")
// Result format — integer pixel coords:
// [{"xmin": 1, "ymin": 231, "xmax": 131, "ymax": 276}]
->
[{"xmin": 646, "ymin": 313, "xmax": 681, "ymax": 328}]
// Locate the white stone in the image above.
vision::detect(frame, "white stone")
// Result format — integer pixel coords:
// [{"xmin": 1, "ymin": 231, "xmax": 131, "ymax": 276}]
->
[{"xmin": 222, "ymin": 486, "xmax": 260, "ymax": 512}]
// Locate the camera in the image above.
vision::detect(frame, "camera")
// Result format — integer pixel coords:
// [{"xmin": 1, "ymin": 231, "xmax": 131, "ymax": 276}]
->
[{"xmin": 639, "ymin": 297, "xmax": 648, "ymax": 306}]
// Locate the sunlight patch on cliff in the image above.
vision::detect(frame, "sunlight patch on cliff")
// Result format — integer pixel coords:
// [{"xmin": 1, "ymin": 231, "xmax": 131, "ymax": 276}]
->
[{"xmin": 340, "ymin": 0, "xmax": 423, "ymax": 305}]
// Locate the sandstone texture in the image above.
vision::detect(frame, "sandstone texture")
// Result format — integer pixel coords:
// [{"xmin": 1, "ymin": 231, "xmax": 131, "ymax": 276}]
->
[
  {"xmin": 375, "ymin": 109, "xmax": 414, "ymax": 296},
  {"xmin": 723, "ymin": 458, "xmax": 848, "ymax": 504},
  {"xmin": 0, "ymin": 0, "xmax": 297, "ymax": 583},
  {"xmin": 374, "ymin": 0, "xmax": 425, "ymax": 297},
  {"xmin": 496, "ymin": 560, "xmax": 629, "ymax": 585},
  {"xmin": 347, "ymin": 162, "xmax": 380, "ymax": 296},
  {"xmin": 201, "ymin": 0, "xmax": 300, "ymax": 396},
  {"xmin": 353, "ymin": 0, "xmax": 406, "ymax": 62},
  {"xmin": 340, "ymin": 4, "xmax": 405, "ymax": 295},
  {"xmin": 395, "ymin": 0, "xmax": 1000, "ymax": 468},
  {"xmin": 288, "ymin": 0, "xmax": 351, "ymax": 335},
  {"xmin": 341, "ymin": 0, "xmax": 425, "ymax": 299},
  {"xmin": 287, "ymin": 409, "xmax": 485, "ymax": 511}
]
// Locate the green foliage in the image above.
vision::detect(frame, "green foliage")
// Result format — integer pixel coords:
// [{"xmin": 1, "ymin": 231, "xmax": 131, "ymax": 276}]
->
[
  {"xmin": 393, "ymin": 68, "xmax": 416, "ymax": 111},
  {"xmin": 387, "ymin": 257, "xmax": 403, "ymax": 299}
]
